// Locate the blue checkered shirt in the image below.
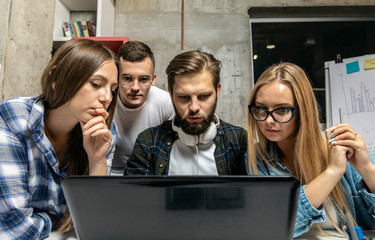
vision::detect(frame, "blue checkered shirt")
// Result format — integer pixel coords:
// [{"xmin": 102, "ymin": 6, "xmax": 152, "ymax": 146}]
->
[
  {"xmin": 125, "ymin": 119, "xmax": 247, "ymax": 175},
  {"xmin": 0, "ymin": 97, "xmax": 116, "ymax": 240}
]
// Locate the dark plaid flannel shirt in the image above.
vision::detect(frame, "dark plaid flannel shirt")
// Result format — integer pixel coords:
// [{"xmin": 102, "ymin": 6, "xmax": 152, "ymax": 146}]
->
[{"xmin": 125, "ymin": 119, "xmax": 247, "ymax": 175}]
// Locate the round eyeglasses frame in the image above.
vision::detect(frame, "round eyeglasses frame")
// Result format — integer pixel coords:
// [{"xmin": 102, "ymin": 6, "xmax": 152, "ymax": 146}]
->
[
  {"xmin": 120, "ymin": 74, "xmax": 152, "ymax": 88},
  {"xmin": 248, "ymin": 105, "xmax": 298, "ymax": 123}
]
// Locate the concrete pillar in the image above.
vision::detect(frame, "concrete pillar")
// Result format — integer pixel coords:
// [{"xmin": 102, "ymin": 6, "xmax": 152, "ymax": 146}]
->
[
  {"xmin": 0, "ymin": 0, "xmax": 11, "ymax": 101},
  {"xmin": 1, "ymin": 0, "xmax": 55, "ymax": 101}
]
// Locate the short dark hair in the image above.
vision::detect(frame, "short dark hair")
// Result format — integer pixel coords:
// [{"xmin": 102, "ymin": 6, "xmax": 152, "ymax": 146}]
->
[
  {"xmin": 118, "ymin": 41, "xmax": 155, "ymax": 71},
  {"xmin": 166, "ymin": 50, "xmax": 221, "ymax": 94}
]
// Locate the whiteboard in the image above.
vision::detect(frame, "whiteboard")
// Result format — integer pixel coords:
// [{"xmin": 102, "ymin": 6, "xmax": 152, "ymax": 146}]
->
[{"xmin": 327, "ymin": 54, "xmax": 375, "ymax": 155}]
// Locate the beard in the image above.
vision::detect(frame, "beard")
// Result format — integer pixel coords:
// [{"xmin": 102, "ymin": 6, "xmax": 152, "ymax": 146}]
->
[{"xmin": 173, "ymin": 99, "xmax": 217, "ymax": 135}]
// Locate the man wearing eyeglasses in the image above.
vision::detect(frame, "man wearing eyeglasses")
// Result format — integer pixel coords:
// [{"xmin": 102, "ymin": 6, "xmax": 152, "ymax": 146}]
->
[
  {"xmin": 111, "ymin": 41, "xmax": 174, "ymax": 176},
  {"xmin": 125, "ymin": 50, "xmax": 247, "ymax": 176}
]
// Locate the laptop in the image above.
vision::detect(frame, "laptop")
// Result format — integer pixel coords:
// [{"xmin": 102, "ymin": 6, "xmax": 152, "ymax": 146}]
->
[{"xmin": 62, "ymin": 176, "xmax": 300, "ymax": 240}]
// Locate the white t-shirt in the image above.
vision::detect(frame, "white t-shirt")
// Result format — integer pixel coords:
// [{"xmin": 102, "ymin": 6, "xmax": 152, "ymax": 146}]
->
[
  {"xmin": 318, "ymin": 197, "xmax": 339, "ymax": 230},
  {"xmin": 168, "ymin": 140, "xmax": 218, "ymax": 175},
  {"xmin": 168, "ymin": 117, "xmax": 219, "ymax": 176},
  {"xmin": 111, "ymin": 86, "xmax": 174, "ymax": 175}
]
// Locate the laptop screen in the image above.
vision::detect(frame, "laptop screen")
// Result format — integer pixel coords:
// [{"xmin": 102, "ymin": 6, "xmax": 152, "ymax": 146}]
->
[{"xmin": 62, "ymin": 176, "xmax": 300, "ymax": 240}]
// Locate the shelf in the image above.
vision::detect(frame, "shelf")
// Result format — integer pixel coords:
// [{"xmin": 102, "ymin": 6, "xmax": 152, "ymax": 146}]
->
[
  {"xmin": 73, "ymin": 37, "xmax": 129, "ymax": 53},
  {"xmin": 52, "ymin": 0, "xmax": 124, "ymax": 54},
  {"xmin": 58, "ymin": 0, "xmax": 97, "ymax": 11},
  {"xmin": 53, "ymin": 37, "xmax": 129, "ymax": 54},
  {"xmin": 53, "ymin": 0, "xmax": 114, "ymax": 38}
]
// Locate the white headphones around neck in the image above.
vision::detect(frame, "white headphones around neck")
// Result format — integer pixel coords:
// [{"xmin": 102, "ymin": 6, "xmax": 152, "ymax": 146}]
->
[{"xmin": 172, "ymin": 115, "xmax": 219, "ymax": 147}]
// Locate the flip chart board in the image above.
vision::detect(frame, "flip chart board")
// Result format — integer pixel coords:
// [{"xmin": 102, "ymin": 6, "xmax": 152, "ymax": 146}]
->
[{"xmin": 327, "ymin": 54, "xmax": 375, "ymax": 155}]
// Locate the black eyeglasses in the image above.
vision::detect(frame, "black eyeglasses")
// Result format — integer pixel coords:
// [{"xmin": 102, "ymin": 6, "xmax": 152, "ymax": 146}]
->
[{"xmin": 248, "ymin": 105, "xmax": 298, "ymax": 123}]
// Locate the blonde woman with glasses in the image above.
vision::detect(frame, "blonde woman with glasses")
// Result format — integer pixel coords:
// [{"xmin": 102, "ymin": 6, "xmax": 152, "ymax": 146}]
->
[{"xmin": 247, "ymin": 62, "xmax": 375, "ymax": 237}]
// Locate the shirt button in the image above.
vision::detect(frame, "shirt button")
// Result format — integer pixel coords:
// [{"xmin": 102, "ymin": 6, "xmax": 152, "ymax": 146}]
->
[
  {"xmin": 159, "ymin": 164, "xmax": 164, "ymax": 168},
  {"xmin": 166, "ymin": 141, "xmax": 171, "ymax": 146}
]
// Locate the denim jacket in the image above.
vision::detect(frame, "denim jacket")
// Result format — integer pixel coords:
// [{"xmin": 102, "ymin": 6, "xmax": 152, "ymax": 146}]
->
[{"xmin": 246, "ymin": 142, "xmax": 375, "ymax": 238}]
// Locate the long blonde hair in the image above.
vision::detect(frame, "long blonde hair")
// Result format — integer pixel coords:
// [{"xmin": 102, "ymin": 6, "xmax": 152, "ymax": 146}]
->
[{"xmin": 247, "ymin": 62, "xmax": 353, "ymax": 233}]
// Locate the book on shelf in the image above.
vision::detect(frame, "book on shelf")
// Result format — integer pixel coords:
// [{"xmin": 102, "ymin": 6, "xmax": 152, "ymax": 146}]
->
[
  {"xmin": 73, "ymin": 22, "xmax": 82, "ymax": 37},
  {"xmin": 61, "ymin": 21, "xmax": 96, "ymax": 37},
  {"xmin": 81, "ymin": 21, "xmax": 90, "ymax": 37},
  {"xmin": 62, "ymin": 22, "xmax": 71, "ymax": 37},
  {"xmin": 70, "ymin": 22, "xmax": 78, "ymax": 37},
  {"xmin": 87, "ymin": 22, "xmax": 93, "ymax": 37},
  {"xmin": 67, "ymin": 22, "xmax": 76, "ymax": 37},
  {"xmin": 91, "ymin": 22, "xmax": 96, "ymax": 36},
  {"xmin": 77, "ymin": 21, "xmax": 84, "ymax": 37}
]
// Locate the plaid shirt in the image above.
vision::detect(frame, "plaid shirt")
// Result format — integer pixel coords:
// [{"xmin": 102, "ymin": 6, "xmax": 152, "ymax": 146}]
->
[
  {"xmin": 0, "ymin": 97, "xmax": 116, "ymax": 240},
  {"xmin": 125, "ymin": 119, "xmax": 247, "ymax": 175}
]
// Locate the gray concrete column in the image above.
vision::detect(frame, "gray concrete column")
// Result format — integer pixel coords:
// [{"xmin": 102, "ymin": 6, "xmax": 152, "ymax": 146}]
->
[{"xmin": 1, "ymin": 0, "xmax": 55, "ymax": 101}]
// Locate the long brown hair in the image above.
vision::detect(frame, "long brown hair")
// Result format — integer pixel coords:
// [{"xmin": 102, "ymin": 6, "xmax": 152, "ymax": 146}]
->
[
  {"xmin": 247, "ymin": 62, "xmax": 353, "ymax": 233},
  {"xmin": 39, "ymin": 38, "xmax": 118, "ymax": 232}
]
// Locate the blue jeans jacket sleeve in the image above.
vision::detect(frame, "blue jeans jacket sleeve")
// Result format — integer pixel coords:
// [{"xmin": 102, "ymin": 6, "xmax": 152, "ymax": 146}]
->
[
  {"xmin": 294, "ymin": 185, "xmax": 326, "ymax": 237},
  {"xmin": 247, "ymin": 150, "xmax": 375, "ymax": 237},
  {"xmin": 254, "ymin": 162, "xmax": 326, "ymax": 238},
  {"xmin": 246, "ymin": 151, "xmax": 326, "ymax": 237},
  {"xmin": 343, "ymin": 152, "xmax": 375, "ymax": 229}
]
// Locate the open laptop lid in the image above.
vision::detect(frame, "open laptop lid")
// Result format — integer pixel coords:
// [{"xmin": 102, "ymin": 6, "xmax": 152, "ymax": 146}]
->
[{"xmin": 62, "ymin": 176, "xmax": 300, "ymax": 240}]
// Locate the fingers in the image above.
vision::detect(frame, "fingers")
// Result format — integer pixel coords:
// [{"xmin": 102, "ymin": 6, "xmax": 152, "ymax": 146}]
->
[
  {"xmin": 84, "ymin": 122, "xmax": 107, "ymax": 136},
  {"xmin": 345, "ymin": 146, "xmax": 354, "ymax": 159},
  {"xmin": 326, "ymin": 124, "xmax": 366, "ymax": 160},
  {"xmin": 81, "ymin": 115, "xmax": 108, "ymax": 137},
  {"xmin": 326, "ymin": 123, "xmax": 358, "ymax": 143},
  {"xmin": 93, "ymin": 108, "xmax": 109, "ymax": 121}
]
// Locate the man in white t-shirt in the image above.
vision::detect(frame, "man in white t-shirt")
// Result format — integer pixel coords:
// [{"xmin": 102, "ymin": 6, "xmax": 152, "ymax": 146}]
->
[{"xmin": 111, "ymin": 41, "xmax": 174, "ymax": 175}]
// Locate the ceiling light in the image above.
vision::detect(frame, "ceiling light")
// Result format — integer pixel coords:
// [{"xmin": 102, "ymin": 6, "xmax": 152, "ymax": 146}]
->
[
  {"xmin": 266, "ymin": 39, "xmax": 275, "ymax": 49},
  {"xmin": 304, "ymin": 38, "xmax": 315, "ymax": 46}
]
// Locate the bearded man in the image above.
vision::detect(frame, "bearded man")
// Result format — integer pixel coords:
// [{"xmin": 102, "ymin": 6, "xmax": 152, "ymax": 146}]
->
[{"xmin": 125, "ymin": 51, "xmax": 247, "ymax": 175}]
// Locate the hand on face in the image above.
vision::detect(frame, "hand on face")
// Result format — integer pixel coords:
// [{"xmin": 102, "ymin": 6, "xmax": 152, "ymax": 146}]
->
[
  {"xmin": 80, "ymin": 108, "xmax": 112, "ymax": 170},
  {"xmin": 326, "ymin": 123, "xmax": 370, "ymax": 173}
]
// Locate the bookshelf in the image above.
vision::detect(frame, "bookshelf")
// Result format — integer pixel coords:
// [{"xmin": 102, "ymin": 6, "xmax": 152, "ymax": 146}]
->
[
  {"xmin": 53, "ymin": 0, "xmax": 114, "ymax": 38},
  {"xmin": 53, "ymin": 0, "xmax": 127, "ymax": 53}
]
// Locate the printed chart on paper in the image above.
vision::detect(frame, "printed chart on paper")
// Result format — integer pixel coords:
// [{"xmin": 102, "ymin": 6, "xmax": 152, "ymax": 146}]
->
[{"xmin": 329, "ymin": 54, "xmax": 375, "ymax": 155}]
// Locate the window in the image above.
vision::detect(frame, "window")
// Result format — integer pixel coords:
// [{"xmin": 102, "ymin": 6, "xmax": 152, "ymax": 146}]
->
[{"xmin": 249, "ymin": 7, "xmax": 375, "ymax": 124}]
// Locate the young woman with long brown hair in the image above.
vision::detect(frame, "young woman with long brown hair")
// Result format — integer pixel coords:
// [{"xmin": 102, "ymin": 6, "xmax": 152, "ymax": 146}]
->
[{"xmin": 0, "ymin": 38, "xmax": 118, "ymax": 239}]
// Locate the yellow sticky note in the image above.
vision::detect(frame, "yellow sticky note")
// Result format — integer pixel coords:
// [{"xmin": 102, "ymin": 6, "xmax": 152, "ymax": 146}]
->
[{"xmin": 364, "ymin": 58, "xmax": 375, "ymax": 70}]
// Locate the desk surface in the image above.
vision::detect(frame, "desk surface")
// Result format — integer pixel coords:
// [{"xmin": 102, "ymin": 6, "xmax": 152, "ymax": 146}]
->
[
  {"xmin": 47, "ymin": 230, "xmax": 76, "ymax": 240},
  {"xmin": 297, "ymin": 230, "xmax": 375, "ymax": 240},
  {"xmin": 47, "ymin": 229, "xmax": 375, "ymax": 240}
]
